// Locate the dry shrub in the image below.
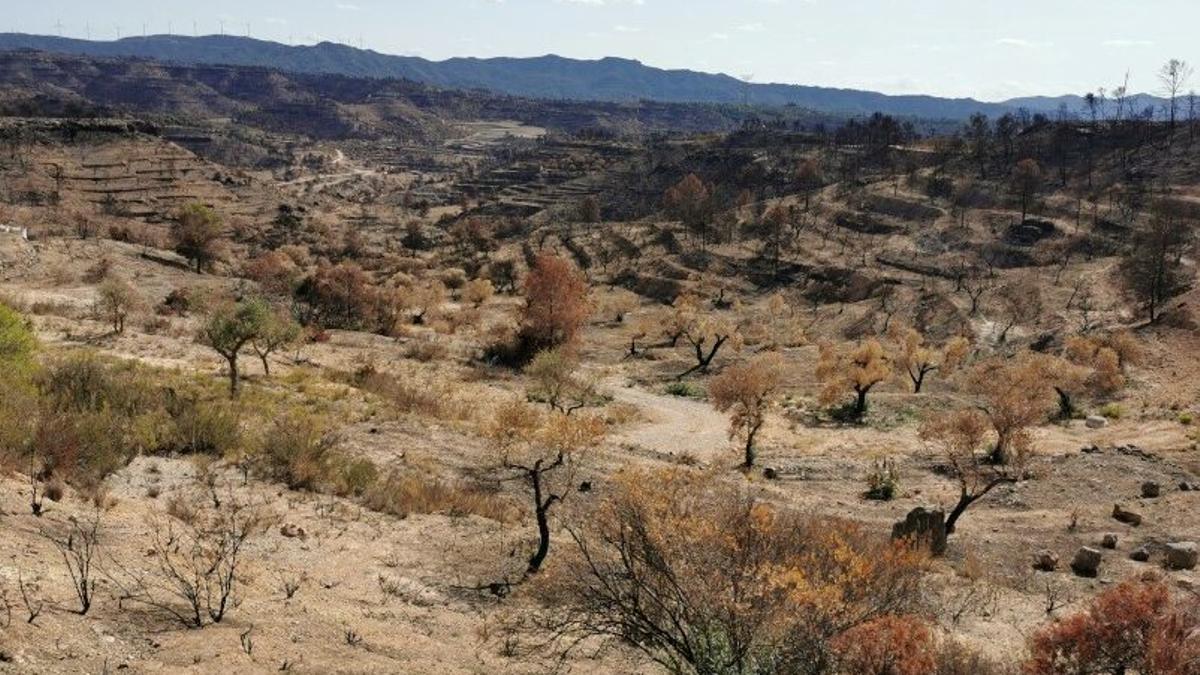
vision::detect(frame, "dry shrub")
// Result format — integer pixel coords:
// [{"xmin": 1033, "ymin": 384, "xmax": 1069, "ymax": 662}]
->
[
  {"xmin": 363, "ymin": 471, "xmax": 520, "ymax": 523},
  {"xmin": 164, "ymin": 395, "xmax": 241, "ymax": 456},
  {"xmin": 1025, "ymin": 575, "xmax": 1200, "ymax": 675},
  {"xmin": 831, "ymin": 615, "xmax": 937, "ymax": 675},
  {"xmin": 352, "ymin": 364, "xmax": 473, "ymax": 421},
  {"xmin": 524, "ymin": 468, "xmax": 926, "ymax": 672},
  {"xmin": 933, "ymin": 638, "xmax": 1013, "ymax": 675},
  {"xmin": 254, "ymin": 414, "xmax": 340, "ymax": 490},
  {"xmin": 404, "ymin": 339, "xmax": 450, "ymax": 362}
]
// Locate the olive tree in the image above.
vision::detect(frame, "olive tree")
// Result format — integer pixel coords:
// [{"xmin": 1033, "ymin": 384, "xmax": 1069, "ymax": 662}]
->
[{"xmin": 198, "ymin": 298, "xmax": 269, "ymax": 397}]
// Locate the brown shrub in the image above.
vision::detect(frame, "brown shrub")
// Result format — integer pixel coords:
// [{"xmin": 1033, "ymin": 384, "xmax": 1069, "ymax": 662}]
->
[
  {"xmin": 363, "ymin": 471, "xmax": 520, "ymax": 523},
  {"xmin": 1025, "ymin": 576, "xmax": 1199, "ymax": 675}
]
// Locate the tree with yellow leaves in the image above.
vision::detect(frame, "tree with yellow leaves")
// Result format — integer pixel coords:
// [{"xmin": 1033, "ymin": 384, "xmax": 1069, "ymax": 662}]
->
[
  {"xmin": 890, "ymin": 326, "xmax": 970, "ymax": 393},
  {"xmin": 709, "ymin": 353, "xmax": 785, "ymax": 468},
  {"xmin": 485, "ymin": 400, "xmax": 605, "ymax": 574},
  {"xmin": 817, "ymin": 339, "xmax": 892, "ymax": 420},
  {"xmin": 762, "ymin": 292, "xmax": 807, "ymax": 350},
  {"xmin": 526, "ymin": 468, "xmax": 926, "ymax": 673}
]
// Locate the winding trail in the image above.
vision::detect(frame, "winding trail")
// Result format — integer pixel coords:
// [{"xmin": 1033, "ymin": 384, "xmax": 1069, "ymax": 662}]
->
[{"xmin": 606, "ymin": 380, "xmax": 730, "ymax": 463}]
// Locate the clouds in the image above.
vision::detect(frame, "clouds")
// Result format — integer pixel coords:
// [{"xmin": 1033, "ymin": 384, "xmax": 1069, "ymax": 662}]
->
[{"xmin": 1103, "ymin": 39, "xmax": 1155, "ymax": 48}]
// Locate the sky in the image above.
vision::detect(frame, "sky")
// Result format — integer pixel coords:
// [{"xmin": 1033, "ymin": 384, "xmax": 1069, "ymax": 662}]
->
[{"xmin": 6, "ymin": 0, "xmax": 1199, "ymax": 101}]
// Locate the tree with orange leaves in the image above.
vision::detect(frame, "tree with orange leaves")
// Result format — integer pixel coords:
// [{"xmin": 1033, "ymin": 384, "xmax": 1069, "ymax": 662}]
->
[
  {"xmin": 527, "ymin": 468, "xmax": 926, "ymax": 673},
  {"xmin": 920, "ymin": 409, "xmax": 1024, "ymax": 535},
  {"xmin": 519, "ymin": 253, "xmax": 590, "ymax": 354},
  {"xmin": 966, "ymin": 353, "xmax": 1057, "ymax": 464},
  {"xmin": 709, "ymin": 353, "xmax": 785, "ymax": 468},
  {"xmin": 890, "ymin": 325, "xmax": 970, "ymax": 393},
  {"xmin": 1025, "ymin": 575, "xmax": 1200, "ymax": 675},
  {"xmin": 817, "ymin": 339, "xmax": 892, "ymax": 420}
]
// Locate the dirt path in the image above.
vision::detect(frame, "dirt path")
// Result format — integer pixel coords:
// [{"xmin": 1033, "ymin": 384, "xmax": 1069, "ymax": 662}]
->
[{"xmin": 606, "ymin": 380, "xmax": 730, "ymax": 463}]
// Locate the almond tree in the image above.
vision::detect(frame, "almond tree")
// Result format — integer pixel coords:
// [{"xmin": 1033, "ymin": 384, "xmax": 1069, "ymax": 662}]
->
[
  {"xmin": 920, "ymin": 409, "xmax": 1024, "ymax": 535},
  {"xmin": 816, "ymin": 340, "xmax": 892, "ymax": 420},
  {"xmin": 95, "ymin": 276, "xmax": 140, "ymax": 335},
  {"xmin": 251, "ymin": 308, "xmax": 301, "ymax": 377},
  {"xmin": 890, "ymin": 326, "xmax": 969, "ymax": 393},
  {"xmin": 966, "ymin": 354, "xmax": 1056, "ymax": 464},
  {"xmin": 674, "ymin": 294, "xmax": 743, "ymax": 378},
  {"xmin": 486, "ymin": 400, "xmax": 604, "ymax": 575},
  {"xmin": 709, "ymin": 353, "xmax": 785, "ymax": 468},
  {"xmin": 995, "ymin": 279, "xmax": 1043, "ymax": 343}
]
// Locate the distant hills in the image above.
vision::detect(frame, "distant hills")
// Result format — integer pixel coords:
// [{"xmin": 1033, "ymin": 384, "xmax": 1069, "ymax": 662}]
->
[{"xmin": 0, "ymin": 33, "xmax": 1168, "ymax": 121}]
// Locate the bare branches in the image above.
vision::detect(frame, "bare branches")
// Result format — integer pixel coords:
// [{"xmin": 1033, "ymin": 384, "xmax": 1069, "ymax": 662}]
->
[
  {"xmin": 108, "ymin": 500, "xmax": 262, "ymax": 628},
  {"xmin": 42, "ymin": 511, "xmax": 102, "ymax": 615}
]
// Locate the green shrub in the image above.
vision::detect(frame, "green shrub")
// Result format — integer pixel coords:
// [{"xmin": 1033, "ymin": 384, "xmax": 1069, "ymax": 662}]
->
[
  {"xmin": 1179, "ymin": 412, "xmax": 1194, "ymax": 426},
  {"xmin": 864, "ymin": 456, "xmax": 900, "ymax": 501},
  {"xmin": 165, "ymin": 394, "xmax": 241, "ymax": 455},
  {"xmin": 256, "ymin": 415, "xmax": 339, "ymax": 490},
  {"xmin": 1099, "ymin": 403, "xmax": 1124, "ymax": 420},
  {"xmin": 337, "ymin": 458, "xmax": 379, "ymax": 497},
  {"xmin": 665, "ymin": 381, "xmax": 704, "ymax": 398}
]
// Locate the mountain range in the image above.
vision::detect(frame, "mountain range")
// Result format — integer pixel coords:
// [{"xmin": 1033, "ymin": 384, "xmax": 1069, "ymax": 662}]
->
[{"xmin": 0, "ymin": 33, "xmax": 1169, "ymax": 121}]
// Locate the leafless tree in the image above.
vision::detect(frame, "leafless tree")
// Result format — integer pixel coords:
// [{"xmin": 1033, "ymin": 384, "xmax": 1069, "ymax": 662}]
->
[
  {"xmin": 43, "ymin": 511, "xmax": 102, "ymax": 615},
  {"xmin": 109, "ymin": 501, "xmax": 262, "ymax": 628},
  {"xmin": 1159, "ymin": 59, "xmax": 1194, "ymax": 131}
]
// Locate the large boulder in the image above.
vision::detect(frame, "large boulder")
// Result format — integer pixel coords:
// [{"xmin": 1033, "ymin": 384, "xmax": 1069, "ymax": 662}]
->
[
  {"xmin": 891, "ymin": 507, "xmax": 947, "ymax": 556},
  {"xmin": 1071, "ymin": 547, "xmax": 1103, "ymax": 577},
  {"xmin": 1142, "ymin": 482, "xmax": 1161, "ymax": 499},
  {"xmin": 1130, "ymin": 545, "xmax": 1153, "ymax": 562},
  {"xmin": 1085, "ymin": 415, "xmax": 1108, "ymax": 429},
  {"xmin": 1113, "ymin": 504, "xmax": 1144, "ymax": 526},
  {"xmin": 1101, "ymin": 533, "xmax": 1119, "ymax": 549},
  {"xmin": 1166, "ymin": 542, "xmax": 1199, "ymax": 570},
  {"xmin": 1032, "ymin": 549, "xmax": 1059, "ymax": 572}
]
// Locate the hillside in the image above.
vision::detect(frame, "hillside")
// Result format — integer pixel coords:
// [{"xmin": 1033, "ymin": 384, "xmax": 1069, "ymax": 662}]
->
[
  {"xmin": 1, "ymin": 40, "xmax": 1200, "ymax": 674},
  {"xmin": 0, "ymin": 33, "xmax": 1168, "ymax": 119}
]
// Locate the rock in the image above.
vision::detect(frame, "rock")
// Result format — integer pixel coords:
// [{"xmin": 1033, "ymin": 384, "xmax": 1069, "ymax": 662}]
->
[
  {"xmin": 762, "ymin": 466, "xmax": 779, "ymax": 480},
  {"xmin": 1130, "ymin": 545, "xmax": 1152, "ymax": 562},
  {"xmin": 1141, "ymin": 481, "xmax": 1161, "ymax": 498},
  {"xmin": 1032, "ymin": 549, "xmax": 1059, "ymax": 571},
  {"xmin": 1181, "ymin": 482, "xmax": 1197, "ymax": 492},
  {"xmin": 891, "ymin": 507, "xmax": 947, "ymax": 556},
  {"xmin": 1165, "ymin": 542, "xmax": 1199, "ymax": 570},
  {"xmin": 280, "ymin": 523, "xmax": 306, "ymax": 539},
  {"xmin": 1071, "ymin": 547, "xmax": 1103, "ymax": 577},
  {"xmin": 1112, "ymin": 504, "xmax": 1143, "ymax": 526},
  {"xmin": 1081, "ymin": 444, "xmax": 1102, "ymax": 454},
  {"xmin": 1085, "ymin": 415, "xmax": 1108, "ymax": 429},
  {"xmin": 1101, "ymin": 533, "xmax": 1119, "ymax": 549}
]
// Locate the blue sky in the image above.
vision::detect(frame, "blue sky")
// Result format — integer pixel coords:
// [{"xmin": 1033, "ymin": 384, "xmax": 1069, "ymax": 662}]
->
[{"xmin": 7, "ymin": 0, "xmax": 1198, "ymax": 101}]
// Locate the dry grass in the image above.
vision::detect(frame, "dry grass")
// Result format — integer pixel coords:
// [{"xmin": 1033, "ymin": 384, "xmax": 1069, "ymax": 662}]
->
[{"xmin": 363, "ymin": 471, "xmax": 522, "ymax": 523}]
